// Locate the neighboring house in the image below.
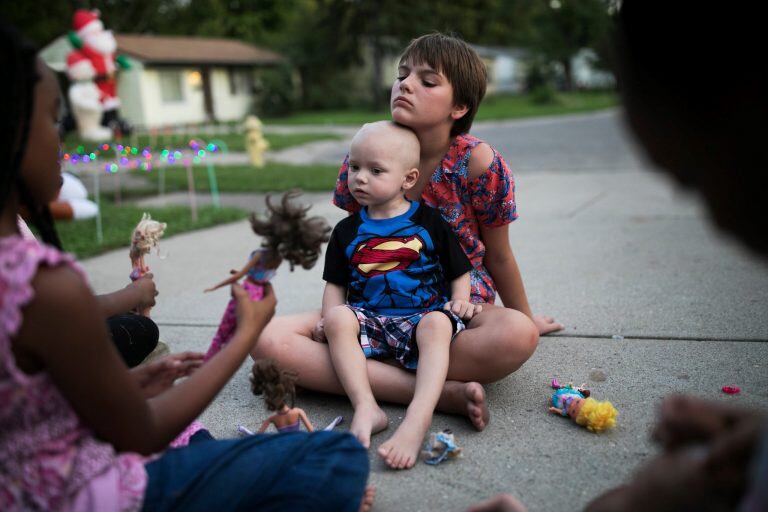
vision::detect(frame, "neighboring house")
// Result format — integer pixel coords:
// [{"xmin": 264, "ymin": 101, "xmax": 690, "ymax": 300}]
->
[
  {"xmin": 373, "ymin": 44, "xmax": 529, "ymax": 95},
  {"xmin": 570, "ymin": 48, "xmax": 615, "ymax": 89},
  {"xmin": 40, "ymin": 34, "xmax": 284, "ymax": 129},
  {"xmin": 472, "ymin": 45, "xmax": 530, "ymax": 94}
]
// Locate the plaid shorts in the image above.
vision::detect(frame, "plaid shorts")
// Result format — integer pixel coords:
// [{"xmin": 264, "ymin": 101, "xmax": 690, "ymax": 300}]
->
[{"xmin": 347, "ymin": 306, "xmax": 465, "ymax": 370}]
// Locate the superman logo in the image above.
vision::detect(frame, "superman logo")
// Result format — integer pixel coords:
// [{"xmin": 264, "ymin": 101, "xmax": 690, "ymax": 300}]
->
[{"xmin": 350, "ymin": 235, "xmax": 424, "ymax": 276}]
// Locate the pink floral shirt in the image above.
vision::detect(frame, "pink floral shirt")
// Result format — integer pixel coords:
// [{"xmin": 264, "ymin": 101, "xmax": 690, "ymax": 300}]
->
[
  {"xmin": 0, "ymin": 236, "xmax": 147, "ymax": 511},
  {"xmin": 333, "ymin": 133, "xmax": 517, "ymax": 303}
]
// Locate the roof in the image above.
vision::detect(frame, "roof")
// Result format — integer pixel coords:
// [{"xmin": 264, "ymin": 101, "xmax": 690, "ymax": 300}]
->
[{"xmin": 115, "ymin": 34, "xmax": 283, "ymax": 66}]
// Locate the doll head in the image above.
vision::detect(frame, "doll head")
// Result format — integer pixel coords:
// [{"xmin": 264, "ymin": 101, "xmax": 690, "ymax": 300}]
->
[
  {"xmin": 130, "ymin": 213, "xmax": 166, "ymax": 257},
  {"xmin": 249, "ymin": 189, "xmax": 331, "ymax": 271},
  {"xmin": 572, "ymin": 397, "xmax": 618, "ymax": 433},
  {"xmin": 250, "ymin": 358, "xmax": 298, "ymax": 411}
]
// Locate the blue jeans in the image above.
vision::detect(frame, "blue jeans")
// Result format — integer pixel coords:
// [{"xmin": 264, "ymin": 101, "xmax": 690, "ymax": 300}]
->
[{"xmin": 142, "ymin": 431, "xmax": 368, "ymax": 511}]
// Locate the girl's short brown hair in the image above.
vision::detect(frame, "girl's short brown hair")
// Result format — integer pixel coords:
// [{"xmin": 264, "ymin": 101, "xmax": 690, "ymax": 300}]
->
[{"xmin": 399, "ymin": 33, "xmax": 487, "ymax": 137}]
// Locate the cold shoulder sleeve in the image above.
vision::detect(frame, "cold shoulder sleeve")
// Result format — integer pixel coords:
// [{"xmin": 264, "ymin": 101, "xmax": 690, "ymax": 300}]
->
[
  {"xmin": 332, "ymin": 154, "xmax": 362, "ymax": 213},
  {"xmin": 467, "ymin": 149, "xmax": 518, "ymax": 227}
]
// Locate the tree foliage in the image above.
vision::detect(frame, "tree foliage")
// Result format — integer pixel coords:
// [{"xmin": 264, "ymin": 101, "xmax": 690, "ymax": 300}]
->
[{"xmin": 5, "ymin": 0, "xmax": 614, "ymax": 108}]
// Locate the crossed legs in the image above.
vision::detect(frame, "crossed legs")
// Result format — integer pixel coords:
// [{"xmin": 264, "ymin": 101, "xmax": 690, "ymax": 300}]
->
[{"xmin": 253, "ymin": 304, "xmax": 538, "ymax": 433}]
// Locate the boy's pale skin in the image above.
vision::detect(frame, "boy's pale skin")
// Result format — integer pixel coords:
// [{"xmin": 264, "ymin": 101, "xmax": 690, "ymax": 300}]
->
[
  {"xmin": 254, "ymin": 57, "xmax": 562, "ymax": 436},
  {"xmin": 323, "ymin": 122, "xmax": 480, "ymax": 469}
]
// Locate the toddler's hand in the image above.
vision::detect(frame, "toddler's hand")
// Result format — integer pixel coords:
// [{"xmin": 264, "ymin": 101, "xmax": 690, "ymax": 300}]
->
[
  {"xmin": 311, "ymin": 318, "xmax": 326, "ymax": 343},
  {"xmin": 234, "ymin": 282, "xmax": 277, "ymax": 339},
  {"xmin": 131, "ymin": 273, "xmax": 158, "ymax": 310},
  {"xmin": 444, "ymin": 299, "xmax": 482, "ymax": 320}
]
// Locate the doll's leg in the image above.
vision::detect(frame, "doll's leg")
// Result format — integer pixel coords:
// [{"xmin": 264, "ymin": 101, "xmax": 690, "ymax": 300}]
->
[
  {"xmin": 378, "ymin": 311, "xmax": 452, "ymax": 470},
  {"xmin": 205, "ymin": 298, "xmax": 238, "ymax": 361},
  {"xmin": 323, "ymin": 305, "xmax": 388, "ymax": 448}
]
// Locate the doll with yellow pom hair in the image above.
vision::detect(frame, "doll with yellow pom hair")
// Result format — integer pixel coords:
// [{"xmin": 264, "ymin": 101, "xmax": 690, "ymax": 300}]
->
[{"xmin": 548, "ymin": 380, "xmax": 618, "ymax": 433}]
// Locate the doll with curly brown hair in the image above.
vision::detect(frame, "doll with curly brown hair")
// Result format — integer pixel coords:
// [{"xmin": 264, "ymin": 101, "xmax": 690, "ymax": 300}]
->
[
  {"xmin": 203, "ymin": 190, "xmax": 331, "ymax": 361},
  {"xmin": 251, "ymin": 359, "xmax": 314, "ymax": 433}
]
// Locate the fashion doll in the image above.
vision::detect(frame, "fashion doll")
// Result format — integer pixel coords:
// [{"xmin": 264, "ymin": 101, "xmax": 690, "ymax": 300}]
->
[
  {"xmin": 204, "ymin": 190, "xmax": 331, "ymax": 360},
  {"xmin": 129, "ymin": 212, "xmax": 166, "ymax": 316},
  {"xmin": 251, "ymin": 359, "xmax": 314, "ymax": 433},
  {"xmin": 548, "ymin": 380, "xmax": 618, "ymax": 433}
]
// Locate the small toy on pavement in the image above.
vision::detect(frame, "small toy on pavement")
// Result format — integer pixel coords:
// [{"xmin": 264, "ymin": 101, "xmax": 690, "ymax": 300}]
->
[
  {"xmin": 549, "ymin": 379, "xmax": 617, "ymax": 433},
  {"xmin": 421, "ymin": 429, "xmax": 463, "ymax": 465}
]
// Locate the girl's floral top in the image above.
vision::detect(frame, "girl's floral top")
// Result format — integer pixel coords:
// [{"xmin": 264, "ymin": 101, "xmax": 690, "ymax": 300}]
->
[
  {"xmin": 0, "ymin": 236, "xmax": 146, "ymax": 511},
  {"xmin": 333, "ymin": 133, "xmax": 517, "ymax": 303}
]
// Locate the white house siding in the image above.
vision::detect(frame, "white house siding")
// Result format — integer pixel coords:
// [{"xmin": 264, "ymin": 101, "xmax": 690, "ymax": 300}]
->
[
  {"xmin": 572, "ymin": 49, "xmax": 615, "ymax": 89},
  {"xmin": 210, "ymin": 68, "xmax": 253, "ymax": 121},
  {"xmin": 141, "ymin": 67, "xmax": 207, "ymax": 127},
  {"xmin": 116, "ymin": 60, "xmax": 146, "ymax": 127}
]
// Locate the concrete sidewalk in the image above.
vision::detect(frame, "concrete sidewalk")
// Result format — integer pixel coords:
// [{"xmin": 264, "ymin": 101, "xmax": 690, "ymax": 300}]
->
[{"xmin": 80, "ymin": 112, "xmax": 768, "ymax": 511}]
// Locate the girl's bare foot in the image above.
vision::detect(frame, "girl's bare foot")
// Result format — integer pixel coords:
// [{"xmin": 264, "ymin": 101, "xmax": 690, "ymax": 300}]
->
[
  {"xmin": 358, "ymin": 485, "xmax": 376, "ymax": 512},
  {"xmin": 350, "ymin": 403, "xmax": 388, "ymax": 448},
  {"xmin": 377, "ymin": 414, "xmax": 429, "ymax": 470},
  {"xmin": 440, "ymin": 381, "xmax": 490, "ymax": 431}
]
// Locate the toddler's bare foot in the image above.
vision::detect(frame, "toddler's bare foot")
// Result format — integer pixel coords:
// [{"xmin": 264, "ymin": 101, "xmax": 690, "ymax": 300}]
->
[
  {"xmin": 441, "ymin": 381, "xmax": 490, "ymax": 431},
  {"xmin": 350, "ymin": 403, "xmax": 388, "ymax": 448},
  {"xmin": 358, "ymin": 485, "xmax": 376, "ymax": 512},
  {"xmin": 377, "ymin": 415, "xmax": 429, "ymax": 470}
]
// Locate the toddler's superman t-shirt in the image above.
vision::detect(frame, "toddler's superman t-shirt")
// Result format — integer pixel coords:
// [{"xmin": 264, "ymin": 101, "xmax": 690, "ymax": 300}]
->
[{"xmin": 323, "ymin": 200, "xmax": 472, "ymax": 316}]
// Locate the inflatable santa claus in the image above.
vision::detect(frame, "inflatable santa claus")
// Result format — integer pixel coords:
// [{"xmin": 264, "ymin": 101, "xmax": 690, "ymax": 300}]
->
[{"xmin": 66, "ymin": 9, "xmax": 131, "ymax": 139}]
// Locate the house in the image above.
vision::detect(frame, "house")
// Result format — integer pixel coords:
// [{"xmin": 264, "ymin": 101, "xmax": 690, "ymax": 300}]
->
[
  {"xmin": 472, "ymin": 45, "xmax": 530, "ymax": 94},
  {"xmin": 40, "ymin": 34, "xmax": 284, "ymax": 129},
  {"xmin": 372, "ymin": 44, "xmax": 529, "ymax": 96}
]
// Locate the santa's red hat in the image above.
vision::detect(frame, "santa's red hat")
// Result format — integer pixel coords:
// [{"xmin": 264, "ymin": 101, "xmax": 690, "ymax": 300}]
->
[{"xmin": 73, "ymin": 9, "xmax": 103, "ymax": 37}]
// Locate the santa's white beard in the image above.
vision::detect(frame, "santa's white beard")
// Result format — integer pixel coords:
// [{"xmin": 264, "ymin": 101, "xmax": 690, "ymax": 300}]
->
[{"xmin": 84, "ymin": 31, "xmax": 116, "ymax": 55}]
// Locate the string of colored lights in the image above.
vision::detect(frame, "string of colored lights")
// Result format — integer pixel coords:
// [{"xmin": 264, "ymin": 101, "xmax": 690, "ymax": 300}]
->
[{"xmin": 60, "ymin": 139, "xmax": 220, "ymax": 173}]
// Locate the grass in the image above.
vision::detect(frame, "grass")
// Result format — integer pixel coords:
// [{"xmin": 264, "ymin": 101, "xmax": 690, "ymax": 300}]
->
[
  {"xmin": 262, "ymin": 90, "xmax": 618, "ymax": 125},
  {"xmin": 56, "ymin": 200, "xmax": 246, "ymax": 259},
  {"xmin": 62, "ymin": 131, "xmax": 342, "ymax": 154},
  {"xmin": 475, "ymin": 90, "xmax": 617, "ymax": 120},
  {"xmin": 131, "ymin": 163, "xmax": 340, "ymax": 194}
]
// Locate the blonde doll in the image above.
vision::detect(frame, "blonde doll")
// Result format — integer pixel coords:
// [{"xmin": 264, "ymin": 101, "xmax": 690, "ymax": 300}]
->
[{"xmin": 129, "ymin": 212, "xmax": 166, "ymax": 315}]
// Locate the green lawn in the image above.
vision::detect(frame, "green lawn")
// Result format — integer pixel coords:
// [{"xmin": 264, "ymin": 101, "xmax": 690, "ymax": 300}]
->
[
  {"xmin": 132, "ymin": 163, "xmax": 340, "ymax": 194},
  {"xmin": 263, "ymin": 90, "xmax": 618, "ymax": 125},
  {"xmin": 56, "ymin": 201, "xmax": 246, "ymax": 259},
  {"xmin": 475, "ymin": 90, "xmax": 617, "ymax": 120},
  {"xmin": 62, "ymin": 132, "xmax": 342, "ymax": 154}
]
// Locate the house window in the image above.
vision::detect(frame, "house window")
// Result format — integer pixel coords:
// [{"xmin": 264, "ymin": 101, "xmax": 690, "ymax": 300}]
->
[{"xmin": 159, "ymin": 70, "xmax": 184, "ymax": 102}]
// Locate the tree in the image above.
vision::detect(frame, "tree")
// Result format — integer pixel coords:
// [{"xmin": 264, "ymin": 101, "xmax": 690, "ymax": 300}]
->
[{"xmin": 529, "ymin": 0, "xmax": 613, "ymax": 90}]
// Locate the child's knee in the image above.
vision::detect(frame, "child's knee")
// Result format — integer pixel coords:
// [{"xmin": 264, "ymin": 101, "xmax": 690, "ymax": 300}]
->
[
  {"xmin": 324, "ymin": 305, "xmax": 357, "ymax": 336},
  {"xmin": 416, "ymin": 311, "xmax": 453, "ymax": 340},
  {"xmin": 254, "ymin": 316, "xmax": 296, "ymax": 359},
  {"xmin": 496, "ymin": 309, "xmax": 538, "ymax": 365}
]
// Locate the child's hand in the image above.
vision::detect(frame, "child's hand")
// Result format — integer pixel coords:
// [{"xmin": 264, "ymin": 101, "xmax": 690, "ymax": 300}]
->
[
  {"xmin": 467, "ymin": 493, "xmax": 528, "ymax": 512},
  {"xmin": 311, "ymin": 317, "xmax": 327, "ymax": 343},
  {"xmin": 234, "ymin": 282, "xmax": 277, "ymax": 338},
  {"xmin": 131, "ymin": 351, "xmax": 204, "ymax": 398},
  {"xmin": 444, "ymin": 299, "xmax": 482, "ymax": 320},
  {"xmin": 534, "ymin": 314, "xmax": 564, "ymax": 335},
  {"xmin": 131, "ymin": 273, "xmax": 158, "ymax": 310}
]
